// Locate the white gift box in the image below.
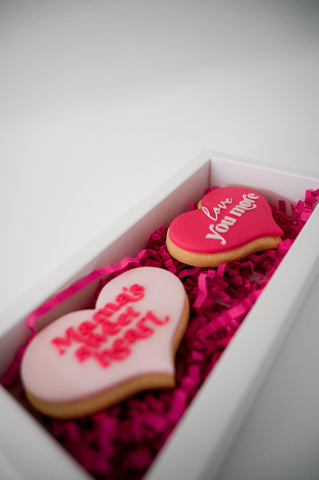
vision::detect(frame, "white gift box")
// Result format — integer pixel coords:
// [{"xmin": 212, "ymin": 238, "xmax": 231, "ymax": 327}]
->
[{"xmin": 1, "ymin": 152, "xmax": 319, "ymax": 480}]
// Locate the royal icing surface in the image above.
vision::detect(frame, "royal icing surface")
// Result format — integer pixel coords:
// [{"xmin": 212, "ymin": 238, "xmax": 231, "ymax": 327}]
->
[
  {"xmin": 21, "ymin": 267, "xmax": 187, "ymax": 404},
  {"xmin": 168, "ymin": 187, "xmax": 283, "ymax": 253}
]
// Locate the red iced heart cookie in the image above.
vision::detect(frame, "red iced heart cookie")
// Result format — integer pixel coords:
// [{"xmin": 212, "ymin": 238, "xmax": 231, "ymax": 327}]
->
[
  {"xmin": 21, "ymin": 267, "xmax": 189, "ymax": 418},
  {"xmin": 166, "ymin": 186, "xmax": 283, "ymax": 267}
]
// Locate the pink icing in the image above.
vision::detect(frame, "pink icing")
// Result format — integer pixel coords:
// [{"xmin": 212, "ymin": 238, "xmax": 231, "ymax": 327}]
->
[
  {"xmin": 3, "ymin": 187, "xmax": 319, "ymax": 480},
  {"xmin": 21, "ymin": 267, "xmax": 187, "ymax": 404},
  {"xmin": 168, "ymin": 187, "xmax": 283, "ymax": 253}
]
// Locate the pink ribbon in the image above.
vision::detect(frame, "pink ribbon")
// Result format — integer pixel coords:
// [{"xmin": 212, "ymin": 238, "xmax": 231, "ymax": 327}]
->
[{"xmin": 1, "ymin": 250, "xmax": 148, "ymax": 385}]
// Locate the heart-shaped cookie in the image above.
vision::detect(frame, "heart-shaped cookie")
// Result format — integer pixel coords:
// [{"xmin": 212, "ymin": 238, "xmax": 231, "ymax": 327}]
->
[
  {"xmin": 21, "ymin": 267, "xmax": 189, "ymax": 418},
  {"xmin": 166, "ymin": 186, "xmax": 283, "ymax": 267}
]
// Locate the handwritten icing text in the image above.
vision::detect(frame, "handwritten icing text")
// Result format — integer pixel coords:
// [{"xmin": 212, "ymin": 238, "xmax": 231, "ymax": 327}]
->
[
  {"xmin": 203, "ymin": 193, "xmax": 259, "ymax": 245},
  {"xmin": 50, "ymin": 284, "xmax": 170, "ymax": 369}
]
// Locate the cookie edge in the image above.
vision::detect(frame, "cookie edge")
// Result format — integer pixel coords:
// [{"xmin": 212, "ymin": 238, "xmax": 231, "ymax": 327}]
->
[
  {"xmin": 24, "ymin": 293, "xmax": 190, "ymax": 419},
  {"xmin": 166, "ymin": 229, "xmax": 282, "ymax": 267}
]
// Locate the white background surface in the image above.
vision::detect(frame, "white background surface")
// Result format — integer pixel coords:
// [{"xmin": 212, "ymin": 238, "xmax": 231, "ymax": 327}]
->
[
  {"xmin": 1, "ymin": 0, "xmax": 319, "ymax": 311},
  {"xmin": 1, "ymin": 2, "xmax": 319, "ymax": 479}
]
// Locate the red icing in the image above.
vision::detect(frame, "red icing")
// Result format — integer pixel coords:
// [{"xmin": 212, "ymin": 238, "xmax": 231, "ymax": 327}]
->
[
  {"xmin": 51, "ymin": 281, "xmax": 171, "ymax": 369},
  {"xmin": 51, "ymin": 284, "xmax": 145, "ymax": 356},
  {"xmin": 53, "ymin": 309, "xmax": 171, "ymax": 369},
  {"xmin": 94, "ymin": 284, "xmax": 145, "ymax": 320},
  {"xmin": 169, "ymin": 187, "xmax": 283, "ymax": 253},
  {"xmin": 2, "ymin": 187, "xmax": 319, "ymax": 480}
]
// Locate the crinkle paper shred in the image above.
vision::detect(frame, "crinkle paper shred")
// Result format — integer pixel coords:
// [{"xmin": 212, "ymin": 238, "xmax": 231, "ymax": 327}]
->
[{"xmin": 2, "ymin": 188, "xmax": 319, "ymax": 480}]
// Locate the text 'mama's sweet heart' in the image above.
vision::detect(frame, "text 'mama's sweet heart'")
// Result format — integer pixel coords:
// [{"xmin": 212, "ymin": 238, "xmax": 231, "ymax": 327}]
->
[{"xmin": 21, "ymin": 267, "xmax": 189, "ymax": 418}]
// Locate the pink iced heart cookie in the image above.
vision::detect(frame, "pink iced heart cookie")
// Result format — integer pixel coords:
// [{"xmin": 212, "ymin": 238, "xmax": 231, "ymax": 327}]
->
[
  {"xmin": 166, "ymin": 186, "xmax": 283, "ymax": 267},
  {"xmin": 21, "ymin": 267, "xmax": 189, "ymax": 418}
]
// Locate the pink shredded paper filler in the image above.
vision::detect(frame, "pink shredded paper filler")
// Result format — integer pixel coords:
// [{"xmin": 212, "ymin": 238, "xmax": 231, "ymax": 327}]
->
[{"xmin": 2, "ymin": 188, "xmax": 319, "ymax": 480}]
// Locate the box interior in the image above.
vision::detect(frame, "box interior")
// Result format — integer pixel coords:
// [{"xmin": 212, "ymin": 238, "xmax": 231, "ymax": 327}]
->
[
  {"xmin": 0, "ymin": 158, "xmax": 210, "ymax": 376},
  {"xmin": 1, "ymin": 153, "xmax": 319, "ymax": 480}
]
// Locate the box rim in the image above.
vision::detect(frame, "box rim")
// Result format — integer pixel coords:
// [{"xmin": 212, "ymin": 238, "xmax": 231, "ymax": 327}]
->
[
  {"xmin": 1, "ymin": 151, "xmax": 319, "ymax": 480},
  {"xmin": 145, "ymin": 156, "xmax": 319, "ymax": 479}
]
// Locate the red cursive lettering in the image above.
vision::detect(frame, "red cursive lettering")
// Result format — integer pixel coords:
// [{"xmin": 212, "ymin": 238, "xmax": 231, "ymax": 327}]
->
[{"xmin": 50, "ymin": 283, "xmax": 171, "ymax": 370}]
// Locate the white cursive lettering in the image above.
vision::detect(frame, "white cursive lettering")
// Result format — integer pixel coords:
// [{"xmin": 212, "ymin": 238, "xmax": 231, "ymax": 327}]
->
[
  {"xmin": 206, "ymin": 224, "xmax": 227, "ymax": 245},
  {"xmin": 204, "ymin": 193, "xmax": 259, "ymax": 245},
  {"xmin": 202, "ymin": 198, "xmax": 232, "ymax": 222}
]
